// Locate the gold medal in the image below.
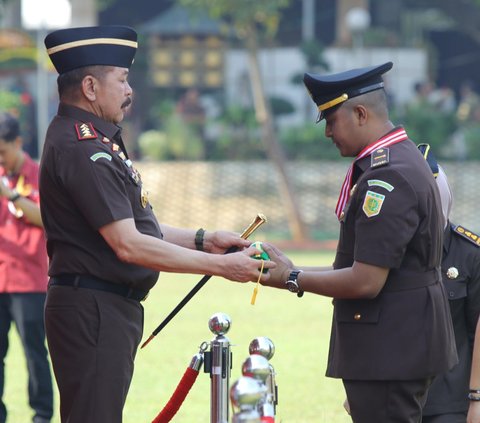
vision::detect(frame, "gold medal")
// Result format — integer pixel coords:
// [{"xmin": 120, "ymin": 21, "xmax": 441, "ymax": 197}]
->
[
  {"xmin": 140, "ymin": 188, "xmax": 149, "ymax": 208},
  {"xmin": 350, "ymin": 184, "xmax": 357, "ymax": 196}
]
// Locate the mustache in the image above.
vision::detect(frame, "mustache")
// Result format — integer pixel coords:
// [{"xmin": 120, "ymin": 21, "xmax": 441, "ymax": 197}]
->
[{"xmin": 122, "ymin": 97, "xmax": 132, "ymax": 108}]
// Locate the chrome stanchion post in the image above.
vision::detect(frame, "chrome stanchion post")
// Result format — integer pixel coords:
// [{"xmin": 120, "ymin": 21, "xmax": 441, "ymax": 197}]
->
[
  {"xmin": 206, "ymin": 312, "xmax": 232, "ymax": 423},
  {"xmin": 249, "ymin": 337, "xmax": 277, "ymax": 417},
  {"xmin": 230, "ymin": 376, "xmax": 266, "ymax": 423}
]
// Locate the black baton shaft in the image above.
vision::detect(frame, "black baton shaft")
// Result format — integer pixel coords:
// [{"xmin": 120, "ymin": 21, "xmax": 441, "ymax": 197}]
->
[{"xmin": 141, "ymin": 214, "xmax": 266, "ymax": 349}]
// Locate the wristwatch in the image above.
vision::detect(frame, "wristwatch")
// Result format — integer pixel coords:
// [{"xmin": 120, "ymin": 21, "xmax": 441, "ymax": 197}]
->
[
  {"xmin": 285, "ymin": 270, "xmax": 304, "ymax": 298},
  {"xmin": 8, "ymin": 190, "xmax": 21, "ymax": 203}
]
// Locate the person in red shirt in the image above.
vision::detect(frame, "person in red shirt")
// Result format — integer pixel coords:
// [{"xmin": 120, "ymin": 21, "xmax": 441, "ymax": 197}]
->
[{"xmin": 0, "ymin": 112, "xmax": 53, "ymax": 423}]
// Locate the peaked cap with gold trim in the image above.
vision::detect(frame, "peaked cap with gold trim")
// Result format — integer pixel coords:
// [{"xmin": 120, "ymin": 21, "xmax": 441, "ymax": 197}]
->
[
  {"xmin": 303, "ymin": 62, "xmax": 393, "ymax": 122},
  {"xmin": 45, "ymin": 25, "xmax": 138, "ymax": 75}
]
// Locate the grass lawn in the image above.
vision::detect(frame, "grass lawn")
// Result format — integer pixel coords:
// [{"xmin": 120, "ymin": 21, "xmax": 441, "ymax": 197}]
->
[{"xmin": 5, "ymin": 250, "xmax": 352, "ymax": 423}]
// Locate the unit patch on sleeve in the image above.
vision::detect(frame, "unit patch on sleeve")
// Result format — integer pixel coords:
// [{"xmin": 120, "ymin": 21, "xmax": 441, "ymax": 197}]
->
[
  {"xmin": 371, "ymin": 148, "xmax": 390, "ymax": 168},
  {"xmin": 453, "ymin": 225, "xmax": 480, "ymax": 247},
  {"xmin": 362, "ymin": 190, "xmax": 385, "ymax": 218},
  {"xmin": 90, "ymin": 152, "xmax": 112, "ymax": 162},
  {"xmin": 75, "ymin": 122, "xmax": 97, "ymax": 140},
  {"xmin": 367, "ymin": 179, "xmax": 394, "ymax": 192}
]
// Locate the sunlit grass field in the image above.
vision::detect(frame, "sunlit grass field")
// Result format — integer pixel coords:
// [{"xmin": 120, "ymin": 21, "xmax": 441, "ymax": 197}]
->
[{"xmin": 5, "ymin": 250, "xmax": 352, "ymax": 423}]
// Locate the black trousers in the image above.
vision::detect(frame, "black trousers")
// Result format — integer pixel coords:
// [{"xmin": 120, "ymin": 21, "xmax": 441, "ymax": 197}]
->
[
  {"xmin": 422, "ymin": 412, "xmax": 467, "ymax": 423},
  {"xmin": 343, "ymin": 378, "xmax": 432, "ymax": 423},
  {"xmin": 45, "ymin": 285, "xmax": 143, "ymax": 423},
  {"xmin": 0, "ymin": 293, "xmax": 53, "ymax": 423}
]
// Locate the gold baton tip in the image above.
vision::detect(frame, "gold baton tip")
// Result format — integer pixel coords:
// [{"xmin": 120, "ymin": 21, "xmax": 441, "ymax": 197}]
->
[{"xmin": 241, "ymin": 213, "xmax": 267, "ymax": 239}]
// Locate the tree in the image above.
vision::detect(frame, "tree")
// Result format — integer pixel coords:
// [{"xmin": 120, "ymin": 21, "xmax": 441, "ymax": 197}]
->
[
  {"xmin": 403, "ymin": 0, "xmax": 480, "ymax": 45},
  {"xmin": 178, "ymin": 0, "xmax": 309, "ymax": 242}
]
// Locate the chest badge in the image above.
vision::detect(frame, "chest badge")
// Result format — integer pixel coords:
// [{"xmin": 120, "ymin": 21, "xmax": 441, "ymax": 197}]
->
[
  {"xmin": 362, "ymin": 190, "xmax": 385, "ymax": 218},
  {"xmin": 446, "ymin": 267, "xmax": 459, "ymax": 279},
  {"xmin": 140, "ymin": 188, "xmax": 149, "ymax": 208}
]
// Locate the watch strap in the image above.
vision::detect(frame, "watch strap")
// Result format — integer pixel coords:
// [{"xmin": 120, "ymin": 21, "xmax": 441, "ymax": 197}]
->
[
  {"xmin": 286, "ymin": 269, "xmax": 304, "ymax": 297},
  {"xmin": 8, "ymin": 190, "xmax": 21, "ymax": 202}
]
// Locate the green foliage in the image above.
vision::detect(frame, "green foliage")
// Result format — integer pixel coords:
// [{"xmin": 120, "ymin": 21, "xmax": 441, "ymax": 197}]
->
[
  {"xmin": 139, "ymin": 99, "xmax": 205, "ymax": 160},
  {"xmin": 291, "ymin": 40, "xmax": 330, "ymax": 86},
  {"xmin": 397, "ymin": 101, "xmax": 457, "ymax": 157},
  {"xmin": 138, "ymin": 130, "xmax": 170, "ymax": 160},
  {"xmin": 178, "ymin": 0, "xmax": 291, "ymax": 39},
  {"xmin": 463, "ymin": 125, "xmax": 480, "ymax": 159},
  {"xmin": 279, "ymin": 122, "xmax": 341, "ymax": 160},
  {"xmin": 269, "ymin": 95, "xmax": 295, "ymax": 116},
  {"xmin": 210, "ymin": 105, "xmax": 267, "ymax": 160},
  {"xmin": 138, "ymin": 118, "xmax": 204, "ymax": 160},
  {"xmin": 300, "ymin": 39, "xmax": 330, "ymax": 70},
  {"xmin": 0, "ymin": 90, "xmax": 23, "ymax": 112}
]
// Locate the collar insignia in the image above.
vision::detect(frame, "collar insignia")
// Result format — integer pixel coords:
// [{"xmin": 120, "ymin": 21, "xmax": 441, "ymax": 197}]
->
[
  {"xmin": 75, "ymin": 122, "xmax": 97, "ymax": 140},
  {"xmin": 371, "ymin": 148, "xmax": 390, "ymax": 168}
]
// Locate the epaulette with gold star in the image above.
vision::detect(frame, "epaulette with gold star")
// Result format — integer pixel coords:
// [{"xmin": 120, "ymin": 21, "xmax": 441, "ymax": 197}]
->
[
  {"xmin": 75, "ymin": 122, "xmax": 98, "ymax": 141},
  {"xmin": 453, "ymin": 224, "xmax": 480, "ymax": 247},
  {"xmin": 371, "ymin": 148, "xmax": 390, "ymax": 168}
]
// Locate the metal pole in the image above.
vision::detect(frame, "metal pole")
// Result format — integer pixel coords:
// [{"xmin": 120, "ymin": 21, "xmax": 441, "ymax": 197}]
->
[
  {"xmin": 208, "ymin": 313, "xmax": 232, "ymax": 423},
  {"xmin": 36, "ymin": 26, "xmax": 48, "ymax": 158}
]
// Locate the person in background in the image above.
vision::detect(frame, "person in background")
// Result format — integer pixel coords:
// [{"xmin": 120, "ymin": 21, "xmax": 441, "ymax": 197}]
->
[
  {"xmin": 419, "ymin": 144, "xmax": 480, "ymax": 423},
  {"xmin": 41, "ymin": 25, "xmax": 273, "ymax": 423},
  {"xmin": 240, "ymin": 62, "xmax": 457, "ymax": 423},
  {"xmin": 468, "ymin": 317, "xmax": 480, "ymax": 423},
  {"xmin": 0, "ymin": 112, "xmax": 53, "ymax": 423}
]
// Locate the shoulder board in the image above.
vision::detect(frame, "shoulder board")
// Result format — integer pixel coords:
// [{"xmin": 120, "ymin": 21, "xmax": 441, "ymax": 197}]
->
[
  {"xmin": 75, "ymin": 122, "xmax": 98, "ymax": 141},
  {"xmin": 371, "ymin": 147, "xmax": 389, "ymax": 168},
  {"xmin": 453, "ymin": 225, "xmax": 480, "ymax": 247}
]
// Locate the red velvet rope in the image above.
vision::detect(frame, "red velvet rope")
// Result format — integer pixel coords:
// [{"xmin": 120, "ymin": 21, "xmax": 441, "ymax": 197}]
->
[{"xmin": 152, "ymin": 367, "xmax": 200, "ymax": 423}]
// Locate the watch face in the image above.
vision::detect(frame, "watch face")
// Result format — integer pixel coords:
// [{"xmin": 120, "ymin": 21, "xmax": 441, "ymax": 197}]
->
[{"xmin": 286, "ymin": 280, "xmax": 298, "ymax": 293}]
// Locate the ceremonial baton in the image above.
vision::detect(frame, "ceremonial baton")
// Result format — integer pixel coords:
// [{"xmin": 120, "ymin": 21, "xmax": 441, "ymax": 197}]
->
[{"xmin": 141, "ymin": 213, "xmax": 267, "ymax": 349}]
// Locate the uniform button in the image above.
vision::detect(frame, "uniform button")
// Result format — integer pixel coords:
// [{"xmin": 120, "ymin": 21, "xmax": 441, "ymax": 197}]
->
[
  {"xmin": 354, "ymin": 313, "xmax": 361, "ymax": 320},
  {"xmin": 449, "ymin": 291, "xmax": 455, "ymax": 298}
]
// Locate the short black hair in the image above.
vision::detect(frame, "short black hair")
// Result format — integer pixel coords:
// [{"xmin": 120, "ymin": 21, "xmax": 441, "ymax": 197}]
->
[
  {"xmin": 57, "ymin": 65, "xmax": 112, "ymax": 99},
  {"xmin": 0, "ymin": 112, "xmax": 20, "ymax": 142}
]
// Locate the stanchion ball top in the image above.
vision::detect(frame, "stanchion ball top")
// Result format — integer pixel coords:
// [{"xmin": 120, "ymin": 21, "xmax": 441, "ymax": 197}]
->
[
  {"xmin": 208, "ymin": 312, "xmax": 232, "ymax": 335},
  {"xmin": 249, "ymin": 337, "xmax": 275, "ymax": 360}
]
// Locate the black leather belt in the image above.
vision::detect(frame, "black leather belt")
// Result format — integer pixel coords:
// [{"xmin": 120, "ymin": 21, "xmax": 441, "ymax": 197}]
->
[{"xmin": 49, "ymin": 274, "xmax": 149, "ymax": 302}]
